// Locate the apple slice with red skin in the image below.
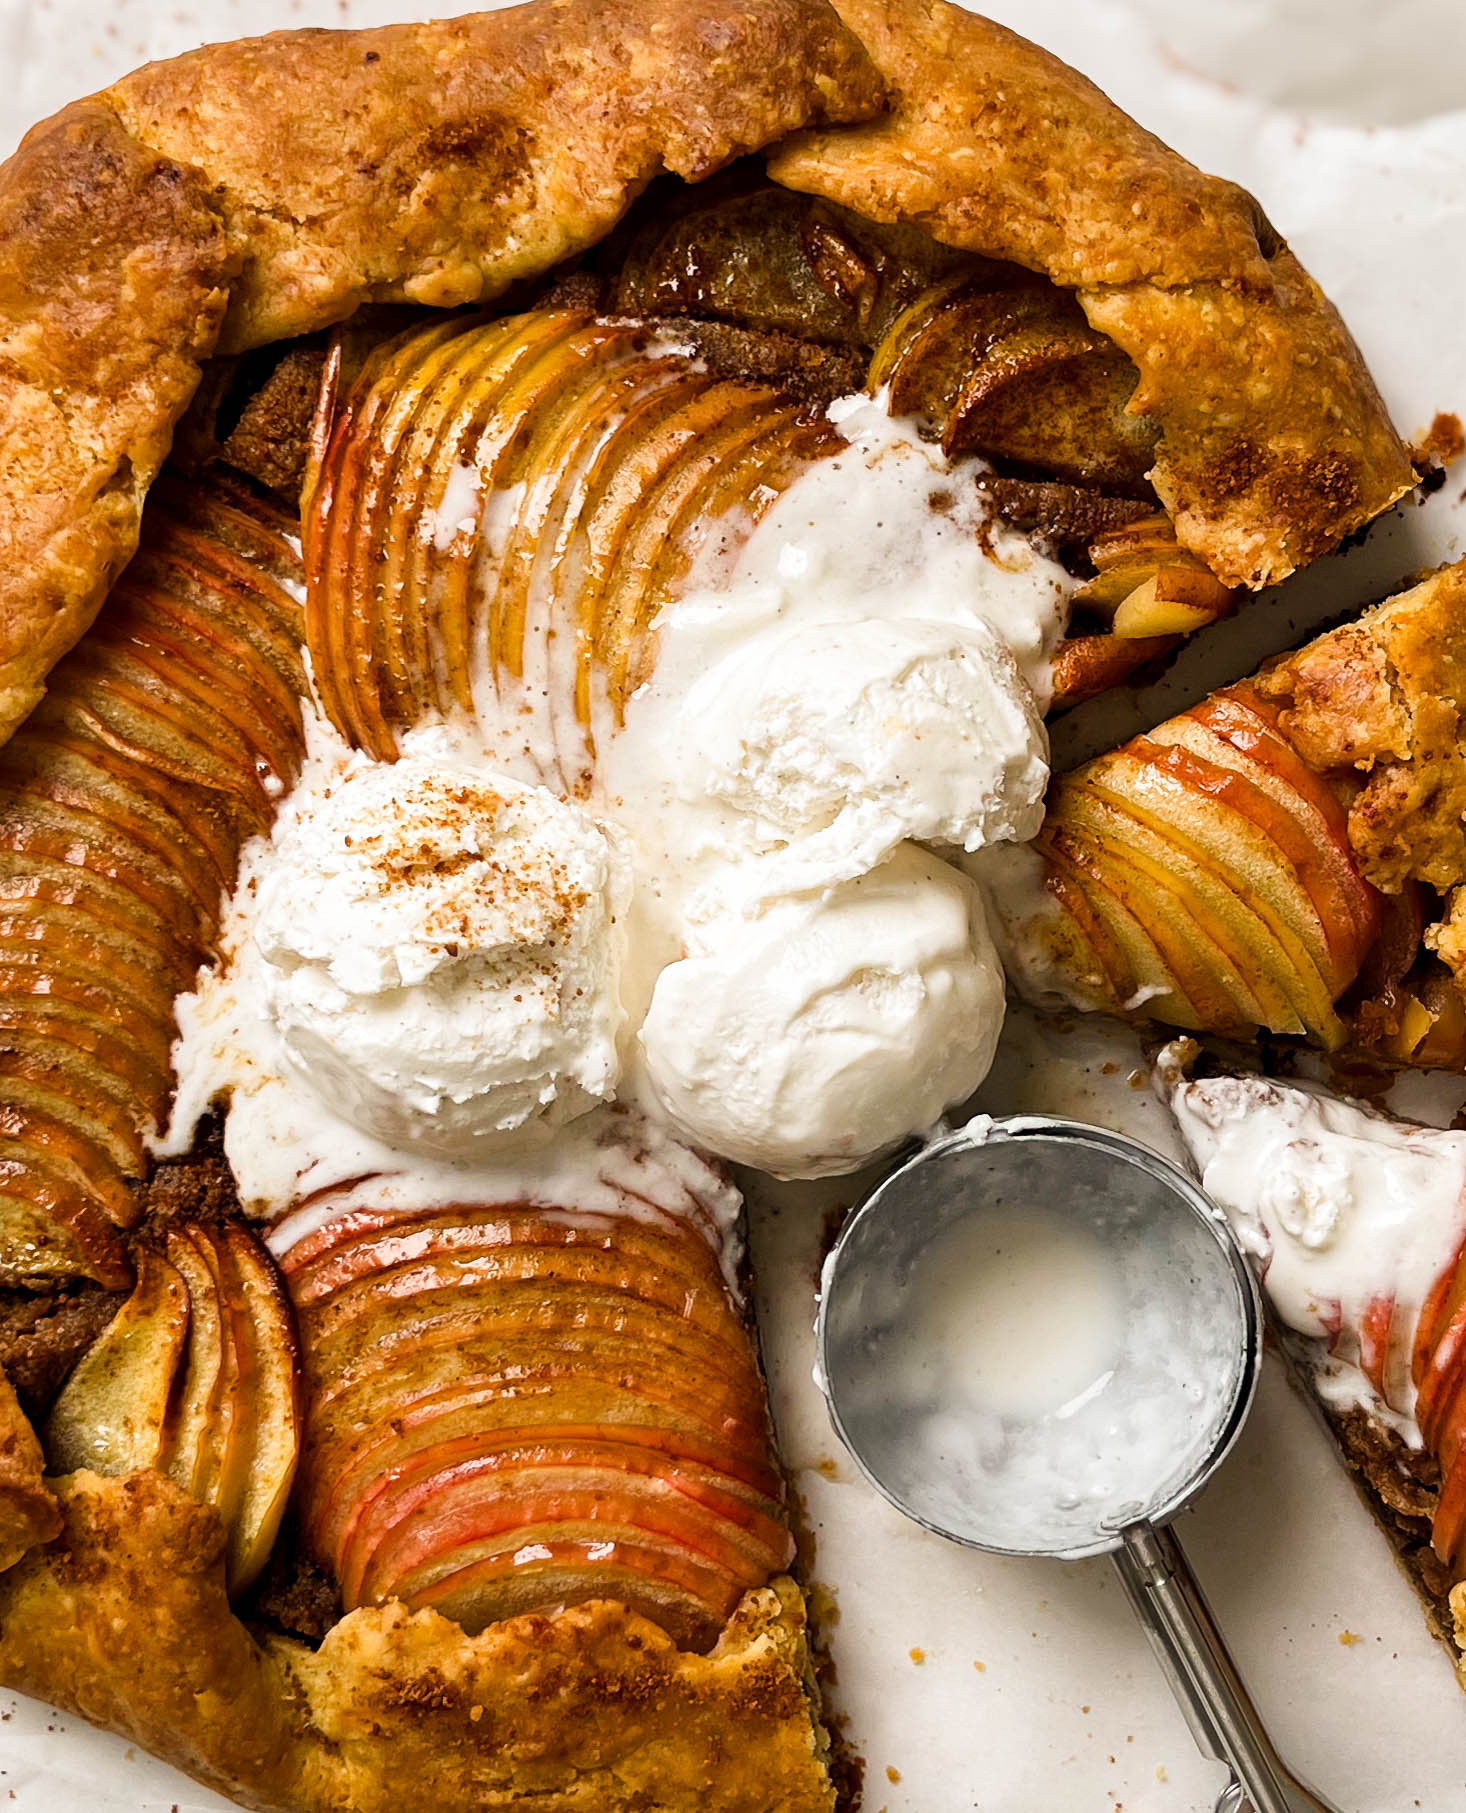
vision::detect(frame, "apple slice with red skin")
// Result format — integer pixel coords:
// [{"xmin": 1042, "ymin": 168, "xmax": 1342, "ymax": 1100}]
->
[
  {"xmin": 403, "ymin": 314, "xmax": 590, "ymax": 721},
  {"xmin": 355, "ymin": 1471, "xmax": 781, "ymax": 1615},
  {"xmin": 287, "ymin": 1206, "xmax": 723, "ymax": 1315},
  {"xmin": 1145, "ymin": 713, "xmax": 1378, "ymax": 972},
  {"xmin": 306, "ymin": 1308, "xmax": 770, "ymax": 1461},
  {"xmin": 1048, "ymin": 800, "xmax": 1277, "ymax": 1034},
  {"xmin": 299, "ymin": 1242, "xmax": 744, "ymax": 1356},
  {"xmin": 7, "ymin": 734, "xmax": 230, "ymax": 921},
  {"xmin": 1355, "ymin": 1293, "xmax": 1398, "ymax": 1402},
  {"xmin": 1121, "ymin": 736, "xmax": 1372, "ymax": 992},
  {"xmin": 306, "ymin": 318, "xmax": 471, "ymax": 754},
  {"xmin": 1190, "ymin": 686, "xmax": 1358, "ymax": 848},
  {"xmin": 318, "ymin": 1408, "xmax": 784, "ymax": 1572},
  {"xmin": 1080, "ymin": 762, "xmax": 1342, "ymax": 1041},
  {"xmin": 44, "ymin": 1247, "xmax": 189, "ymax": 1473},
  {"xmin": 345, "ymin": 1446, "xmax": 787, "ymax": 1612},
  {"xmin": 1032, "ymin": 839, "xmax": 1140, "ymax": 1010},
  {"xmin": 396, "ymin": 1524, "xmax": 748, "ymax": 1650},
  {"xmin": 1040, "ymin": 828, "xmax": 1201, "ymax": 1028},
  {"xmin": 485, "ymin": 342, "xmax": 669, "ymax": 690},
  {"xmin": 352, "ymin": 327, "xmax": 508, "ymax": 733},
  {"xmin": 289, "ymin": 1181, "xmax": 787, "ymax": 1650},
  {"xmin": 344, "ymin": 326, "xmax": 502, "ymax": 757},
  {"xmin": 592, "ymin": 396, "xmax": 804, "ymax": 710},
  {"xmin": 415, "ymin": 1539, "xmax": 741, "ymax": 1653},
  {"xmin": 556, "ymin": 371, "xmax": 759, "ymax": 730},
  {"xmin": 1087, "ymin": 749, "xmax": 1342, "ymax": 1012},
  {"xmin": 305, "ymin": 1372, "xmax": 782, "ymax": 1567}
]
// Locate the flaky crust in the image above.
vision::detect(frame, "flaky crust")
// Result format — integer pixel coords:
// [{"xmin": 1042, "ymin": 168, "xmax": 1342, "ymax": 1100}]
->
[
  {"xmin": 0, "ymin": 1471, "xmax": 834, "ymax": 1812},
  {"xmin": 768, "ymin": 0, "xmax": 1415, "ymax": 588},
  {"xmin": 105, "ymin": 1, "xmax": 887, "ymax": 355},
  {"xmin": 0, "ymin": 1, "xmax": 1417, "ymax": 746},
  {"xmin": 0, "ymin": 0, "xmax": 884, "ymax": 748},
  {"xmin": 0, "ymin": 1372, "xmax": 58, "ymax": 1572},
  {"xmin": 1257, "ymin": 558, "xmax": 1466, "ymax": 964},
  {"xmin": 0, "ymin": 101, "xmax": 231, "ymax": 743}
]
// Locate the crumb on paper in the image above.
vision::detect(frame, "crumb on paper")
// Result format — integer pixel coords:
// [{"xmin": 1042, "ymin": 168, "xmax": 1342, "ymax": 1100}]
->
[
  {"xmin": 815, "ymin": 1456, "xmax": 840, "ymax": 1481},
  {"xmin": 1409, "ymin": 411, "xmax": 1465, "ymax": 468},
  {"xmin": 972, "ymin": 1659, "xmax": 986, "ymax": 1673},
  {"xmin": 1338, "ymin": 1629, "xmax": 1361, "ymax": 1646},
  {"xmin": 1156, "ymin": 1766, "xmax": 1168, "ymax": 1784},
  {"xmin": 886, "ymin": 1765, "xmax": 901, "ymax": 1783},
  {"xmin": 908, "ymin": 1646, "xmax": 925, "ymax": 1665}
]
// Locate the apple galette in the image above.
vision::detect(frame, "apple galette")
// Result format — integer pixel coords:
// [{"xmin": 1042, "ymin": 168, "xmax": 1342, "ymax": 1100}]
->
[{"xmin": 0, "ymin": 1, "xmax": 1420, "ymax": 1808}]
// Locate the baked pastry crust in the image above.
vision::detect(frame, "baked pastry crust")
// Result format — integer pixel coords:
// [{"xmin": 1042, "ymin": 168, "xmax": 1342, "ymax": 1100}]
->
[
  {"xmin": 0, "ymin": 0, "xmax": 884, "ymax": 750},
  {"xmin": 0, "ymin": 1371, "xmax": 58, "ymax": 1571},
  {"xmin": 1257, "ymin": 559, "xmax": 1466, "ymax": 901},
  {"xmin": 0, "ymin": 102, "xmax": 231, "ymax": 747},
  {"xmin": 0, "ymin": 1471, "xmax": 831, "ymax": 1811},
  {"xmin": 0, "ymin": 0, "xmax": 1415, "ymax": 750},
  {"xmin": 768, "ymin": 0, "xmax": 1416, "ymax": 589}
]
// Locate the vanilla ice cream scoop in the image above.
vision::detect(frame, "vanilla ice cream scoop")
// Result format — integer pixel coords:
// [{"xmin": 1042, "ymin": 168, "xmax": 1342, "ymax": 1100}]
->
[
  {"xmin": 638, "ymin": 844, "xmax": 1006, "ymax": 1177},
  {"xmin": 253, "ymin": 753, "xmax": 630, "ymax": 1155},
  {"xmin": 686, "ymin": 616, "xmax": 1048, "ymax": 868}
]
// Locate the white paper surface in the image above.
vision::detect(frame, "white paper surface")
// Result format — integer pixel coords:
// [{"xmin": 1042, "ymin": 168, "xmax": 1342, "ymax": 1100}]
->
[{"xmin": 3, "ymin": 4, "xmax": 1466, "ymax": 1809}]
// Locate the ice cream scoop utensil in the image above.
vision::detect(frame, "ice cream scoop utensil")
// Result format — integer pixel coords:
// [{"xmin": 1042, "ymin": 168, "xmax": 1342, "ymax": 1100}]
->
[{"xmin": 816, "ymin": 1116, "xmax": 1339, "ymax": 1813}]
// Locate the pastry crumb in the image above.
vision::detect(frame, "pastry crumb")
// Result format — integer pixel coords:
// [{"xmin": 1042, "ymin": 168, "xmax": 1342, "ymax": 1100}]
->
[
  {"xmin": 1338, "ymin": 1629, "xmax": 1361, "ymax": 1646},
  {"xmin": 885, "ymin": 1765, "xmax": 901, "ymax": 1783},
  {"xmin": 907, "ymin": 1647, "xmax": 925, "ymax": 1665}
]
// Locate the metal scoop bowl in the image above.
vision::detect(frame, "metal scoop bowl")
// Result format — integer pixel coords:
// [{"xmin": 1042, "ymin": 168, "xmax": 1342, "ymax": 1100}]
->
[{"xmin": 816, "ymin": 1115, "xmax": 1338, "ymax": 1813}]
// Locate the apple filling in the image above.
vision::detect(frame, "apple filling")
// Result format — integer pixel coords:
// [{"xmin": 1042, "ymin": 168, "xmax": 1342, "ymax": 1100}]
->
[
  {"xmin": 985, "ymin": 679, "xmax": 1387, "ymax": 1050},
  {"xmin": 279, "ymin": 1151, "xmax": 788, "ymax": 1651},
  {"xmin": 0, "ymin": 169, "xmax": 1272, "ymax": 1664}
]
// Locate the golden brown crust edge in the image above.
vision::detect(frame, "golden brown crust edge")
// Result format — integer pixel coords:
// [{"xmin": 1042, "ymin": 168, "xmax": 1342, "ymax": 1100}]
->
[
  {"xmin": 1255, "ymin": 557, "xmax": 1466, "ymax": 970},
  {"xmin": 768, "ymin": 0, "xmax": 1416, "ymax": 589},
  {"xmin": 0, "ymin": 0, "xmax": 886, "ymax": 750},
  {"xmin": 0, "ymin": 1373, "xmax": 58, "ymax": 1572},
  {"xmin": 0, "ymin": 100, "xmax": 232, "ymax": 743},
  {"xmin": 0, "ymin": 1471, "xmax": 835, "ymax": 1813}
]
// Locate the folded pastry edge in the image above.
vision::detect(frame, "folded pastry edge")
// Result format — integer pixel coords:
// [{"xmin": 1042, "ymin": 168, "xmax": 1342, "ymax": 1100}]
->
[{"xmin": 0, "ymin": 1469, "xmax": 837, "ymax": 1813}]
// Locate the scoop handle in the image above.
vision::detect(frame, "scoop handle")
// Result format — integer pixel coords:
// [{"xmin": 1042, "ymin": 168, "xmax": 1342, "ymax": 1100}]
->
[{"xmin": 1112, "ymin": 1522, "xmax": 1340, "ymax": 1813}]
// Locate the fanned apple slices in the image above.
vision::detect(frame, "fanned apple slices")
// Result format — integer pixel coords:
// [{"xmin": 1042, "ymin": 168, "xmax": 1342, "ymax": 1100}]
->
[
  {"xmin": 303, "ymin": 308, "xmax": 842, "ymax": 775},
  {"xmin": 281, "ymin": 1165, "xmax": 791, "ymax": 1652},
  {"xmin": 0, "ymin": 481, "xmax": 307, "ymax": 1290},
  {"xmin": 998, "ymin": 678, "xmax": 1383, "ymax": 1048},
  {"xmin": 43, "ymin": 1216, "xmax": 302, "ymax": 1594},
  {"xmin": 994, "ymin": 558, "xmax": 1466, "ymax": 1066}
]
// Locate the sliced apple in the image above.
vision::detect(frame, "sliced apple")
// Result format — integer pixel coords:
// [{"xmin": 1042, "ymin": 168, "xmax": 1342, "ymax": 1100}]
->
[
  {"xmin": 44, "ymin": 1247, "xmax": 189, "ymax": 1474},
  {"xmin": 302, "ymin": 308, "xmax": 849, "ymax": 769},
  {"xmin": 159, "ymin": 1226, "xmax": 229, "ymax": 1498},
  {"xmin": 287, "ymin": 1159, "xmax": 786, "ymax": 1653},
  {"xmin": 220, "ymin": 1222, "xmax": 303, "ymax": 1592},
  {"xmin": 0, "ymin": 480, "xmax": 306, "ymax": 1287}
]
